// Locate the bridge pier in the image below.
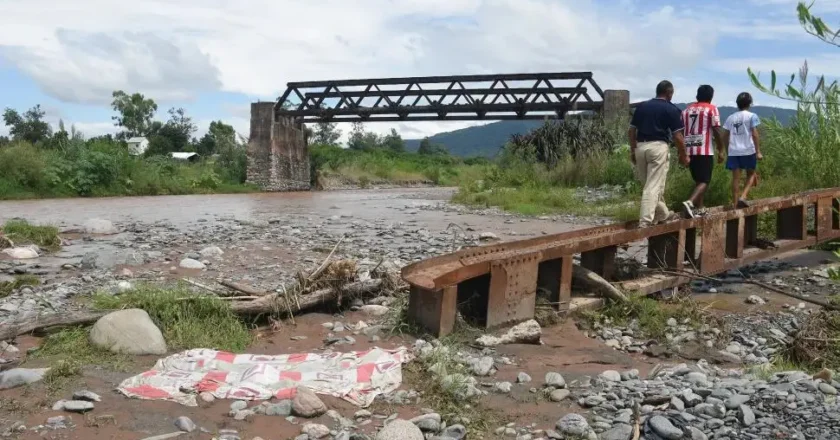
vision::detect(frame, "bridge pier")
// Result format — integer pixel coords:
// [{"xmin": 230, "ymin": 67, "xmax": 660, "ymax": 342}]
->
[
  {"xmin": 602, "ymin": 90, "xmax": 630, "ymax": 122},
  {"xmin": 247, "ymin": 102, "xmax": 310, "ymax": 191}
]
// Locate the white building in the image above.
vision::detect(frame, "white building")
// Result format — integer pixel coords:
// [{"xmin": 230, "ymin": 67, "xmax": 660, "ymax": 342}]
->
[
  {"xmin": 170, "ymin": 152, "xmax": 200, "ymax": 162},
  {"xmin": 126, "ymin": 137, "xmax": 149, "ymax": 156}
]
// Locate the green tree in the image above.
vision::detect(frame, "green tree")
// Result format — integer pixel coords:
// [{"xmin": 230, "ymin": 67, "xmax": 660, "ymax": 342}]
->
[
  {"xmin": 0, "ymin": 135, "xmax": 10, "ymax": 147},
  {"xmin": 2, "ymin": 105, "xmax": 52, "ymax": 144},
  {"xmin": 144, "ymin": 108, "xmax": 197, "ymax": 156},
  {"xmin": 195, "ymin": 121, "xmax": 237, "ymax": 156},
  {"xmin": 381, "ymin": 128, "xmax": 405, "ymax": 153},
  {"xmin": 346, "ymin": 122, "xmax": 381, "ymax": 151},
  {"xmin": 417, "ymin": 137, "xmax": 448, "ymax": 155},
  {"xmin": 312, "ymin": 121, "xmax": 341, "ymax": 146},
  {"xmin": 748, "ymin": 3, "xmax": 838, "ymax": 104},
  {"xmin": 111, "ymin": 90, "xmax": 158, "ymax": 138}
]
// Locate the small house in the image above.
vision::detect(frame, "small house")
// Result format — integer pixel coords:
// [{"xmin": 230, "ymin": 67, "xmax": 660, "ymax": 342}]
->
[
  {"xmin": 170, "ymin": 152, "xmax": 200, "ymax": 163},
  {"xmin": 126, "ymin": 137, "xmax": 149, "ymax": 156}
]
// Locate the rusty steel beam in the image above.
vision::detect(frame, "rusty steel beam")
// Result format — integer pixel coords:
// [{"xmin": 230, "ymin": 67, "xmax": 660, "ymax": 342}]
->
[{"xmin": 401, "ymin": 188, "xmax": 840, "ymax": 337}]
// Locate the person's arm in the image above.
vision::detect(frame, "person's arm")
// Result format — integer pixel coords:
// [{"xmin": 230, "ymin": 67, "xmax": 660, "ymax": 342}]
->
[
  {"xmin": 710, "ymin": 108, "xmax": 725, "ymax": 159},
  {"xmin": 751, "ymin": 114, "xmax": 762, "ymax": 159},
  {"xmin": 670, "ymin": 107, "xmax": 689, "ymax": 166},
  {"xmin": 628, "ymin": 126, "xmax": 637, "ymax": 164},
  {"xmin": 628, "ymin": 108, "xmax": 640, "ymax": 164}
]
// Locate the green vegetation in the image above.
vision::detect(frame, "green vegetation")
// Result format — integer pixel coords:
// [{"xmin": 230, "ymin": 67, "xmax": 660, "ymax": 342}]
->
[
  {"xmin": 1, "ymin": 90, "xmax": 250, "ymax": 200},
  {"xmin": 35, "ymin": 328, "xmax": 131, "ymax": 392},
  {"xmin": 92, "ymin": 285, "xmax": 252, "ymax": 352},
  {"xmin": 0, "ymin": 275, "xmax": 40, "ymax": 299},
  {"xmin": 1, "ymin": 219, "xmax": 61, "ymax": 251},
  {"xmin": 310, "ymin": 143, "xmax": 487, "ymax": 188},
  {"xmin": 582, "ymin": 295, "xmax": 720, "ymax": 341}
]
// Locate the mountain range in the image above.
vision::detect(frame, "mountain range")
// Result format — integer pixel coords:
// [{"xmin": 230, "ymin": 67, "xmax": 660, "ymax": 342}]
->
[{"xmin": 404, "ymin": 105, "xmax": 797, "ymax": 158}]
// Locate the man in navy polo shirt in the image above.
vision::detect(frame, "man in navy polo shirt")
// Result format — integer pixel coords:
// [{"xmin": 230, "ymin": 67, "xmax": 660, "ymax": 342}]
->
[{"xmin": 628, "ymin": 80, "xmax": 689, "ymax": 228}]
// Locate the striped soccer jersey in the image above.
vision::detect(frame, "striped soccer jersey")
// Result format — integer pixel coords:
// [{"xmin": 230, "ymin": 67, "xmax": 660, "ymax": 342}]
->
[{"xmin": 681, "ymin": 102, "xmax": 721, "ymax": 156}]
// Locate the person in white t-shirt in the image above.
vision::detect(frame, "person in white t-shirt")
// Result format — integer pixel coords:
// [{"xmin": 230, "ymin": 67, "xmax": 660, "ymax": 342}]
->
[{"xmin": 722, "ymin": 92, "xmax": 763, "ymax": 208}]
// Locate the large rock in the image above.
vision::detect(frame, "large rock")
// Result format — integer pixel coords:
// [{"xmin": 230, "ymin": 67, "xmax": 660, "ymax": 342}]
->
[
  {"xmin": 376, "ymin": 419, "xmax": 424, "ymax": 440},
  {"xmin": 301, "ymin": 423, "xmax": 330, "ymax": 439},
  {"xmin": 601, "ymin": 423, "xmax": 634, "ymax": 440},
  {"xmin": 2, "ymin": 246, "xmax": 39, "ymax": 259},
  {"xmin": 292, "ymin": 386, "xmax": 327, "ymax": 418},
  {"xmin": 83, "ymin": 218, "xmax": 117, "ymax": 235},
  {"xmin": 475, "ymin": 319, "xmax": 542, "ymax": 347},
  {"xmin": 0, "ymin": 368, "xmax": 49, "ymax": 390},
  {"xmin": 89, "ymin": 309, "xmax": 167, "ymax": 355}
]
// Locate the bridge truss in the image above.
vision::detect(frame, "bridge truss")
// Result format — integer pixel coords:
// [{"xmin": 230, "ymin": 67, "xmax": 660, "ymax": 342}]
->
[{"xmin": 273, "ymin": 72, "xmax": 607, "ymax": 123}]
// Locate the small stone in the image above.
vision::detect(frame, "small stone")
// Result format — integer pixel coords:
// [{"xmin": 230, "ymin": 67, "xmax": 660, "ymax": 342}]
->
[
  {"xmin": 549, "ymin": 389, "xmax": 571, "ymax": 402},
  {"xmin": 746, "ymin": 295, "xmax": 766, "ymax": 305},
  {"xmin": 440, "ymin": 424, "xmax": 467, "ymax": 439},
  {"xmin": 410, "ymin": 413, "xmax": 441, "ymax": 432},
  {"xmin": 494, "ymin": 382, "xmax": 512, "ymax": 393},
  {"xmin": 179, "ymin": 258, "xmax": 206, "ymax": 270},
  {"xmin": 545, "ymin": 372, "xmax": 566, "ymax": 388},
  {"xmin": 819, "ymin": 382, "xmax": 838, "ymax": 395},
  {"xmin": 72, "ymin": 390, "xmax": 101, "ymax": 402},
  {"xmin": 301, "ymin": 423, "xmax": 331, "ymax": 439},
  {"xmin": 517, "ymin": 372, "xmax": 532, "ymax": 383},
  {"xmin": 738, "ymin": 404, "xmax": 756, "ymax": 426},
  {"xmin": 265, "ymin": 400, "xmax": 293, "ymax": 416},
  {"xmin": 376, "ymin": 419, "xmax": 424, "ymax": 440},
  {"xmin": 62, "ymin": 400, "xmax": 94, "ymax": 413},
  {"xmin": 174, "ymin": 416, "xmax": 197, "ymax": 432},
  {"xmin": 600, "ymin": 423, "xmax": 633, "ymax": 440},
  {"xmin": 648, "ymin": 416, "xmax": 682, "ymax": 440},
  {"xmin": 199, "ymin": 392, "xmax": 215, "ymax": 403},
  {"xmin": 360, "ymin": 305, "xmax": 389, "ymax": 317},
  {"xmin": 599, "ymin": 370, "xmax": 621, "ymax": 382},
  {"xmin": 667, "ymin": 318, "xmax": 677, "ymax": 327},
  {"xmin": 555, "ymin": 413, "xmax": 592, "ymax": 437}
]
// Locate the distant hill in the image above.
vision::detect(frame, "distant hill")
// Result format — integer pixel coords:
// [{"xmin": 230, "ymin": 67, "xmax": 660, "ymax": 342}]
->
[{"xmin": 405, "ymin": 105, "xmax": 798, "ymax": 158}]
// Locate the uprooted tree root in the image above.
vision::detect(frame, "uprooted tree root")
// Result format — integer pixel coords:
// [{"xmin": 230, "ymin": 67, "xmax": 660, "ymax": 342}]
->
[{"xmin": 790, "ymin": 310, "xmax": 840, "ymax": 370}]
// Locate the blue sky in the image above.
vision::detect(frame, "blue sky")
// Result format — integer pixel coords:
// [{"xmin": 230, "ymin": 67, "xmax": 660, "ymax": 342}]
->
[{"xmin": 1, "ymin": 0, "xmax": 838, "ymax": 141}]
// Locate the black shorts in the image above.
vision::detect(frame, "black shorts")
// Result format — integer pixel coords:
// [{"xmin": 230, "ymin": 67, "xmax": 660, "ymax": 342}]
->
[{"xmin": 688, "ymin": 155, "xmax": 714, "ymax": 184}]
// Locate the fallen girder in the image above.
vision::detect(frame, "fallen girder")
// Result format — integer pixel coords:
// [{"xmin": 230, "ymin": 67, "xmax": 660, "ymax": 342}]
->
[{"xmin": 401, "ymin": 188, "xmax": 840, "ymax": 337}]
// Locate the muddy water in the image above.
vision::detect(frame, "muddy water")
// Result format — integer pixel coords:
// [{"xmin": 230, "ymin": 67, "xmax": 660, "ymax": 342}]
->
[{"xmin": 0, "ymin": 188, "xmax": 583, "ymax": 239}]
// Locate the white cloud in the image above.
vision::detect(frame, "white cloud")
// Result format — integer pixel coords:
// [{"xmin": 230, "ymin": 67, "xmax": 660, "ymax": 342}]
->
[{"xmin": 0, "ymin": 0, "xmax": 715, "ymax": 106}]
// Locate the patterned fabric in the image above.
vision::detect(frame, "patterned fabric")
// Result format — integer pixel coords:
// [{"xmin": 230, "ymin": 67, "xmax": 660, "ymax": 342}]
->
[
  {"xmin": 117, "ymin": 347, "xmax": 412, "ymax": 407},
  {"xmin": 681, "ymin": 102, "xmax": 721, "ymax": 156}
]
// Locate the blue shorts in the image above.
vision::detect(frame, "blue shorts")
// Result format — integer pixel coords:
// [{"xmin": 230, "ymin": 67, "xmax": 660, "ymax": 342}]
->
[{"xmin": 726, "ymin": 154, "xmax": 757, "ymax": 171}]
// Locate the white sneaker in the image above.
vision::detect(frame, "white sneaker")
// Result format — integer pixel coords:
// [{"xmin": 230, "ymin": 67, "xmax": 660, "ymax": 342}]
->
[{"xmin": 682, "ymin": 200, "xmax": 695, "ymax": 218}]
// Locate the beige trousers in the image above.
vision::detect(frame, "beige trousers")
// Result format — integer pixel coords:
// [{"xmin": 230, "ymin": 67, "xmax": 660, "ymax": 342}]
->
[{"xmin": 635, "ymin": 141, "xmax": 671, "ymax": 224}]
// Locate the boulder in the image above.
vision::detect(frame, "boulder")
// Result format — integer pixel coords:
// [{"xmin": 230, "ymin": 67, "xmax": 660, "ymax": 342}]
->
[
  {"xmin": 89, "ymin": 309, "xmax": 167, "ymax": 355},
  {"xmin": 292, "ymin": 386, "xmax": 327, "ymax": 418},
  {"xmin": 2, "ymin": 246, "xmax": 39, "ymax": 259},
  {"xmin": 83, "ymin": 218, "xmax": 117, "ymax": 235},
  {"xmin": 199, "ymin": 246, "xmax": 224, "ymax": 258},
  {"xmin": 0, "ymin": 368, "xmax": 49, "ymax": 390},
  {"xmin": 376, "ymin": 419, "xmax": 424, "ymax": 440}
]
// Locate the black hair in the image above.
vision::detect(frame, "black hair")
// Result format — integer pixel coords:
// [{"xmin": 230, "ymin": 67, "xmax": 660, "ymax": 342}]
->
[
  {"xmin": 696, "ymin": 85, "xmax": 714, "ymax": 103},
  {"xmin": 736, "ymin": 92, "xmax": 753, "ymax": 110},
  {"xmin": 656, "ymin": 80, "xmax": 674, "ymax": 97}
]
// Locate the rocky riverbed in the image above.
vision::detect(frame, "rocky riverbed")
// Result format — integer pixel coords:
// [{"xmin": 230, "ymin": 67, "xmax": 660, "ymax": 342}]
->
[{"xmin": 1, "ymin": 189, "xmax": 839, "ymax": 440}]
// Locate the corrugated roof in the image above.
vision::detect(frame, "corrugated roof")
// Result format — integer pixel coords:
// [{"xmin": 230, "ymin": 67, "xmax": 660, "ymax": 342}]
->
[{"xmin": 126, "ymin": 137, "xmax": 147, "ymax": 143}]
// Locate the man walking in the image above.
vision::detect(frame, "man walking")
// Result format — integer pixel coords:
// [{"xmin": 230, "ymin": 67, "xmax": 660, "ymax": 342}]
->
[
  {"xmin": 680, "ymin": 85, "xmax": 725, "ymax": 218},
  {"xmin": 628, "ymin": 80, "xmax": 688, "ymax": 228},
  {"xmin": 723, "ymin": 92, "xmax": 762, "ymax": 208}
]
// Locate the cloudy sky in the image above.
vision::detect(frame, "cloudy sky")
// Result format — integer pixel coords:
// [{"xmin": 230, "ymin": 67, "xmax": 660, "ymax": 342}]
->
[{"xmin": 1, "ymin": 0, "xmax": 838, "ymax": 142}]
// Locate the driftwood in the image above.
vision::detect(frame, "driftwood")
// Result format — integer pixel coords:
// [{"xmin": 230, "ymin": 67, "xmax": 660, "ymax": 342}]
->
[
  {"xmin": 231, "ymin": 279, "xmax": 383, "ymax": 315},
  {"xmin": 1, "ymin": 279, "xmax": 386, "ymax": 340},
  {"xmin": 572, "ymin": 264, "xmax": 629, "ymax": 303},
  {"xmin": 307, "ymin": 236, "xmax": 345, "ymax": 283},
  {"xmin": 0, "ymin": 311, "xmax": 108, "ymax": 341},
  {"xmin": 220, "ymin": 280, "xmax": 269, "ymax": 297}
]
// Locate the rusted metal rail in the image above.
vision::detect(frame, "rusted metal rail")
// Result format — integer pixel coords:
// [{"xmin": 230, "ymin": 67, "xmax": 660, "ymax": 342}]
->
[{"xmin": 401, "ymin": 189, "xmax": 840, "ymax": 337}]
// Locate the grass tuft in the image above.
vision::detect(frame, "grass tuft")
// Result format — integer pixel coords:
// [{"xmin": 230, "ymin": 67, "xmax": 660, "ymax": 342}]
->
[
  {"xmin": 0, "ymin": 275, "xmax": 40, "ymax": 298},
  {"xmin": 582, "ymin": 294, "xmax": 718, "ymax": 341},
  {"xmin": 1, "ymin": 219, "xmax": 61, "ymax": 251},
  {"xmin": 92, "ymin": 285, "xmax": 253, "ymax": 352}
]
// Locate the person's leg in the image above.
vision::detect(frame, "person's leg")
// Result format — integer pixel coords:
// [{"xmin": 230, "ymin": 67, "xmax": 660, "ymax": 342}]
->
[
  {"xmin": 731, "ymin": 168, "xmax": 741, "ymax": 207},
  {"xmin": 646, "ymin": 142, "xmax": 672, "ymax": 223},
  {"xmin": 636, "ymin": 143, "xmax": 655, "ymax": 226},
  {"xmin": 741, "ymin": 170, "xmax": 757, "ymax": 201}
]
